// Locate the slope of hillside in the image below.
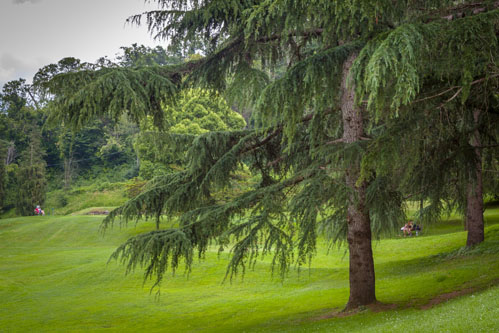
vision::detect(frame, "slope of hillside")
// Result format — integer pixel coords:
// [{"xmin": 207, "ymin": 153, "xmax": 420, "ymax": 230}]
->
[
  {"xmin": 43, "ymin": 183, "xmax": 129, "ymax": 216},
  {"xmin": 0, "ymin": 210, "xmax": 498, "ymax": 332}
]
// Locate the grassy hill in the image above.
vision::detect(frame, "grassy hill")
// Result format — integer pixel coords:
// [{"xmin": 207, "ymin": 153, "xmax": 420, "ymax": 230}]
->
[
  {"xmin": 1, "ymin": 208, "xmax": 498, "ymax": 332},
  {"xmin": 43, "ymin": 182, "xmax": 129, "ymax": 216}
]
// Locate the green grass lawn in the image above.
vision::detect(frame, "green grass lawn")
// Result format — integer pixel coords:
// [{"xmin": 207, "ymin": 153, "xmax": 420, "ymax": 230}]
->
[{"xmin": 1, "ymin": 208, "xmax": 498, "ymax": 332}]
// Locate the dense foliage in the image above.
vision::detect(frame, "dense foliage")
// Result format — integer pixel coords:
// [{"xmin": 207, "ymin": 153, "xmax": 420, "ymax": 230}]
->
[
  {"xmin": 135, "ymin": 88, "xmax": 246, "ymax": 178},
  {"xmin": 14, "ymin": 130, "xmax": 47, "ymax": 216},
  {"xmin": 17, "ymin": 0, "xmax": 499, "ymax": 310},
  {"xmin": 0, "ymin": 45, "xmax": 247, "ymax": 215}
]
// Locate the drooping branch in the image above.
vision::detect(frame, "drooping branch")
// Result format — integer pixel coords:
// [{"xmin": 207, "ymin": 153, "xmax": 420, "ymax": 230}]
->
[
  {"xmin": 412, "ymin": 73, "xmax": 499, "ymax": 106},
  {"xmin": 438, "ymin": 1, "xmax": 499, "ymax": 21}
]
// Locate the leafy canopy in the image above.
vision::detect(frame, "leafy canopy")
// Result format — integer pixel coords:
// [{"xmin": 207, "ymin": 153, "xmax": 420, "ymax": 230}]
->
[{"xmin": 45, "ymin": 1, "xmax": 499, "ymax": 289}]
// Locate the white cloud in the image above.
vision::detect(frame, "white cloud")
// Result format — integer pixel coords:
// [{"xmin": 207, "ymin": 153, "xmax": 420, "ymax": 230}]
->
[
  {"xmin": 0, "ymin": 54, "xmax": 25, "ymax": 70},
  {"xmin": 1, "ymin": 0, "xmax": 163, "ymax": 88},
  {"xmin": 12, "ymin": 0, "xmax": 42, "ymax": 4},
  {"xmin": 0, "ymin": 53, "xmax": 48, "ymax": 87},
  {"xmin": 0, "ymin": 54, "xmax": 23, "ymax": 83}
]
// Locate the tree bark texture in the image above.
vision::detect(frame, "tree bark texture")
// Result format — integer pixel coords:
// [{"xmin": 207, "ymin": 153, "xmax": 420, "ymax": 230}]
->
[
  {"xmin": 63, "ymin": 157, "xmax": 74, "ymax": 190},
  {"xmin": 341, "ymin": 52, "xmax": 376, "ymax": 309},
  {"xmin": 466, "ymin": 109, "xmax": 484, "ymax": 246},
  {"xmin": 6, "ymin": 142, "xmax": 16, "ymax": 165}
]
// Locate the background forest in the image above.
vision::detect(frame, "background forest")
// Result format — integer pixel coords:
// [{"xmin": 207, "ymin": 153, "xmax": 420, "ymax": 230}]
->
[{"xmin": 0, "ymin": 44, "xmax": 247, "ymax": 217}]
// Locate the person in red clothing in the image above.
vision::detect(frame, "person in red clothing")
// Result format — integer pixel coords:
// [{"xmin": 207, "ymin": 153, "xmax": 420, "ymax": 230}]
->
[{"xmin": 402, "ymin": 221, "xmax": 414, "ymax": 237}]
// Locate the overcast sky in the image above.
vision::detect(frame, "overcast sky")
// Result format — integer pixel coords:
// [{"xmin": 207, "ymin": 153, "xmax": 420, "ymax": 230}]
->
[{"xmin": 0, "ymin": 0, "xmax": 164, "ymax": 88}]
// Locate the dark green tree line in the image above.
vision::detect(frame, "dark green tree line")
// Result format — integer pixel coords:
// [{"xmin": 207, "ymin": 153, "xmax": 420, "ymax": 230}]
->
[{"xmin": 0, "ymin": 79, "xmax": 50, "ymax": 215}]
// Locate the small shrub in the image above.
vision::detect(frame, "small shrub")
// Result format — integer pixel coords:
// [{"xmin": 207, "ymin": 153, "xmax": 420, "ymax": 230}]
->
[
  {"xmin": 123, "ymin": 164, "xmax": 139, "ymax": 179},
  {"xmin": 55, "ymin": 193, "xmax": 69, "ymax": 207},
  {"xmin": 139, "ymin": 161, "xmax": 168, "ymax": 180},
  {"xmin": 97, "ymin": 181, "xmax": 111, "ymax": 191},
  {"xmin": 435, "ymin": 274, "xmax": 447, "ymax": 282}
]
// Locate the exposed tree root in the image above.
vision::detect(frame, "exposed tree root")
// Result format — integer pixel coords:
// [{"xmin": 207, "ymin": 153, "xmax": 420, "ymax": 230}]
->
[{"xmin": 313, "ymin": 279, "xmax": 499, "ymax": 321}]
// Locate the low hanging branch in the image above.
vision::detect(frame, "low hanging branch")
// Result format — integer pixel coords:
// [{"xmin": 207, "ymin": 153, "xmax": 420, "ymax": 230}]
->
[{"xmin": 412, "ymin": 73, "xmax": 499, "ymax": 105}]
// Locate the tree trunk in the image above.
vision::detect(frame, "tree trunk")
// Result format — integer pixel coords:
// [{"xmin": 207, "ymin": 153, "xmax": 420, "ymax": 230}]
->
[
  {"xmin": 6, "ymin": 142, "xmax": 16, "ymax": 165},
  {"xmin": 466, "ymin": 109, "xmax": 484, "ymax": 246},
  {"xmin": 64, "ymin": 156, "xmax": 75, "ymax": 190},
  {"xmin": 341, "ymin": 52, "xmax": 376, "ymax": 309}
]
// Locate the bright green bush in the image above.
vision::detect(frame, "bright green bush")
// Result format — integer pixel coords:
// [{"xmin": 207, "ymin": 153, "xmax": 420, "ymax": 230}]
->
[{"xmin": 135, "ymin": 88, "xmax": 246, "ymax": 180}]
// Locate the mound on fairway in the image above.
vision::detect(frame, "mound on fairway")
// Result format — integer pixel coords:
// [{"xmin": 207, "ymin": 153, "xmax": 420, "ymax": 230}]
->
[{"xmin": 0, "ymin": 211, "xmax": 498, "ymax": 332}]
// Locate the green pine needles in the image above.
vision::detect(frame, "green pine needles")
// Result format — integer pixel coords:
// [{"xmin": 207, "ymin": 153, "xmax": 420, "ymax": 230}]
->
[
  {"xmin": 46, "ymin": 0, "xmax": 499, "ymax": 306},
  {"xmin": 46, "ymin": 66, "xmax": 181, "ymax": 130}
]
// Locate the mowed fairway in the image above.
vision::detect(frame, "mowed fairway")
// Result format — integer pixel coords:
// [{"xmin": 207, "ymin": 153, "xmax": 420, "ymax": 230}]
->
[{"xmin": 1, "ymin": 209, "xmax": 499, "ymax": 332}]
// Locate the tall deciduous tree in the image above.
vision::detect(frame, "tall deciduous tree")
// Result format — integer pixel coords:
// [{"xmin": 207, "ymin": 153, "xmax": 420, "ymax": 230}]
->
[
  {"xmin": 1, "ymin": 78, "xmax": 53, "ymax": 214},
  {"xmin": 0, "ymin": 140, "xmax": 7, "ymax": 213},
  {"xmin": 15, "ymin": 130, "xmax": 47, "ymax": 216},
  {"xmin": 44, "ymin": 1, "xmax": 499, "ymax": 309}
]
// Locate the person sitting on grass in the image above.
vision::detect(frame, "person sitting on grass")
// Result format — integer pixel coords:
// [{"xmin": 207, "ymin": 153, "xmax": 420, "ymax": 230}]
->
[
  {"xmin": 34, "ymin": 205, "xmax": 45, "ymax": 216},
  {"xmin": 402, "ymin": 221, "xmax": 414, "ymax": 237}
]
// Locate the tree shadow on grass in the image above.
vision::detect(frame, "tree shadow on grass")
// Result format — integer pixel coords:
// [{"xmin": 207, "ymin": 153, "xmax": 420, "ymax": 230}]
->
[{"xmin": 241, "ymin": 228, "xmax": 499, "ymax": 331}]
